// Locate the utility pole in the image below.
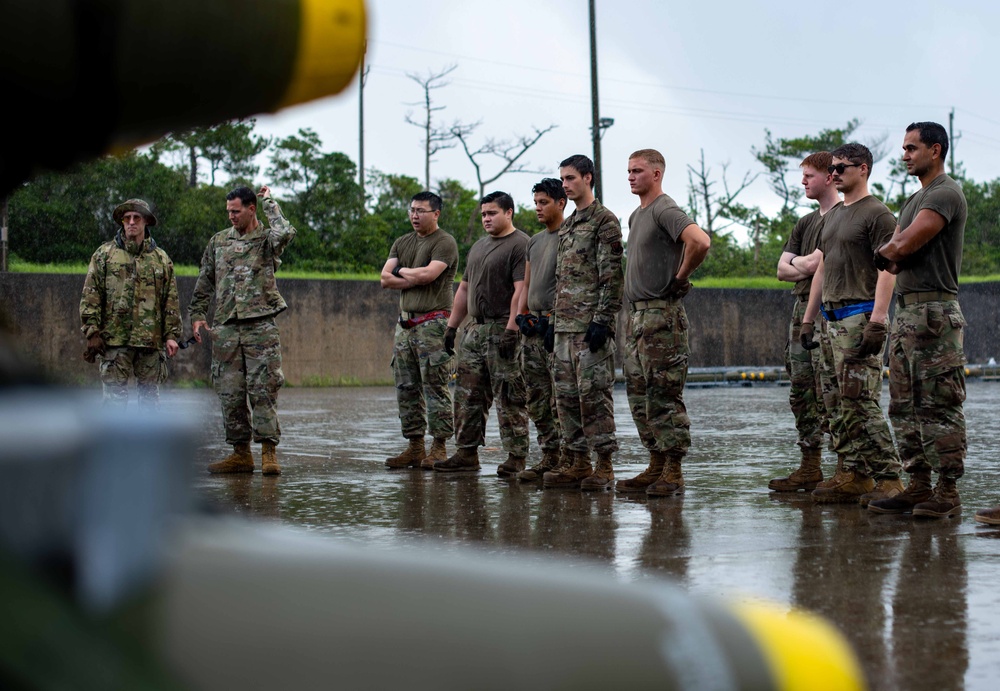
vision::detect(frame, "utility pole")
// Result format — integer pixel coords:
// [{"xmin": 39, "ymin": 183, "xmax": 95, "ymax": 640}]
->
[
  {"xmin": 948, "ymin": 107, "xmax": 957, "ymax": 176},
  {"xmin": 358, "ymin": 41, "xmax": 368, "ymax": 196},
  {"xmin": 589, "ymin": 0, "xmax": 603, "ymax": 201}
]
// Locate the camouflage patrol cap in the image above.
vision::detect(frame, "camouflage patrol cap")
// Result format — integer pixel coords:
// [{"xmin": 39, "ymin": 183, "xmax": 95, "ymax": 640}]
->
[{"xmin": 113, "ymin": 199, "xmax": 157, "ymax": 227}]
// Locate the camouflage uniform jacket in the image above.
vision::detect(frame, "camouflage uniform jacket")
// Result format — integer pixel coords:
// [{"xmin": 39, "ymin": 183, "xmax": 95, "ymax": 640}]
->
[
  {"xmin": 553, "ymin": 200, "xmax": 624, "ymax": 333},
  {"xmin": 80, "ymin": 230, "xmax": 182, "ymax": 347},
  {"xmin": 189, "ymin": 198, "xmax": 296, "ymax": 325}
]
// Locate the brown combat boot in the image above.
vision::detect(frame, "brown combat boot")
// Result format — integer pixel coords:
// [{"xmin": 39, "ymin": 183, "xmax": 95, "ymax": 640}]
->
[
  {"xmin": 421, "ymin": 438, "xmax": 447, "ymax": 470},
  {"xmin": 647, "ymin": 454, "xmax": 684, "ymax": 497},
  {"xmin": 810, "ymin": 466, "xmax": 874, "ymax": 504},
  {"xmin": 581, "ymin": 453, "xmax": 615, "ymax": 491},
  {"xmin": 912, "ymin": 475, "xmax": 962, "ymax": 518},
  {"xmin": 497, "ymin": 453, "xmax": 527, "ymax": 477},
  {"xmin": 858, "ymin": 477, "xmax": 904, "ymax": 507},
  {"xmin": 261, "ymin": 441, "xmax": 281, "ymax": 476},
  {"xmin": 616, "ymin": 450, "xmax": 666, "ymax": 493},
  {"xmin": 433, "ymin": 447, "xmax": 481, "ymax": 473},
  {"xmin": 815, "ymin": 454, "xmax": 848, "ymax": 490},
  {"xmin": 868, "ymin": 468, "xmax": 933, "ymax": 514},
  {"xmin": 542, "ymin": 451, "xmax": 593, "ymax": 489},
  {"xmin": 385, "ymin": 437, "xmax": 425, "ymax": 469},
  {"xmin": 769, "ymin": 448, "xmax": 823, "ymax": 492},
  {"xmin": 517, "ymin": 448, "xmax": 560, "ymax": 482},
  {"xmin": 207, "ymin": 442, "xmax": 254, "ymax": 474},
  {"xmin": 974, "ymin": 505, "xmax": 1000, "ymax": 525}
]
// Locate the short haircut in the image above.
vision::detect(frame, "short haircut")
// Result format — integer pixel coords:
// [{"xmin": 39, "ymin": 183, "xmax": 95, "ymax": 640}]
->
[
  {"xmin": 559, "ymin": 154, "xmax": 595, "ymax": 188},
  {"xmin": 629, "ymin": 149, "xmax": 665, "ymax": 171},
  {"xmin": 830, "ymin": 142, "xmax": 873, "ymax": 174},
  {"xmin": 532, "ymin": 178, "xmax": 567, "ymax": 201},
  {"xmin": 800, "ymin": 151, "xmax": 833, "ymax": 172},
  {"xmin": 481, "ymin": 191, "xmax": 514, "ymax": 212},
  {"xmin": 906, "ymin": 121, "xmax": 949, "ymax": 159},
  {"xmin": 226, "ymin": 186, "xmax": 257, "ymax": 207},
  {"xmin": 411, "ymin": 191, "xmax": 442, "ymax": 211}
]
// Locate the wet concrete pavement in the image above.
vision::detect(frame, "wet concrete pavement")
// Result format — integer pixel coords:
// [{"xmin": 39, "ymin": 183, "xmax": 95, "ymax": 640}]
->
[{"xmin": 171, "ymin": 381, "xmax": 1000, "ymax": 691}]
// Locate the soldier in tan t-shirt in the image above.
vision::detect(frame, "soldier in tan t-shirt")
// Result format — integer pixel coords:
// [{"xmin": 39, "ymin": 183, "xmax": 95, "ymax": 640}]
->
[
  {"xmin": 380, "ymin": 191, "xmax": 459, "ymax": 471},
  {"xmin": 434, "ymin": 191, "xmax": 530, "ymax": 474},
  {"xmin": 801, "ymin": 143, "xmax": 903, "ymax": 505}
]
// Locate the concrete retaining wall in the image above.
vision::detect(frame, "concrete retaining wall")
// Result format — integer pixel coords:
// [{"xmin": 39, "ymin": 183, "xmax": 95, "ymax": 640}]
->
[{"xmin": 2, "ymin": 273, "xmax": 998, "ymax": 386}]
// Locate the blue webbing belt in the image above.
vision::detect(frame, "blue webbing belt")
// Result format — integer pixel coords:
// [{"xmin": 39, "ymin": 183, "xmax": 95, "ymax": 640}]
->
[{"xmin": 821, "ymin": 301, "xmax": 875, "ymax": 322}]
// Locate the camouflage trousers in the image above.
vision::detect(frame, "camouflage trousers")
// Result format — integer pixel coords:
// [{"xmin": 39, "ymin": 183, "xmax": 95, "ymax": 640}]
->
[
  {"xmin": 785, "ymin": 299, "xmax": 827, "ymax": 450},
  {"xmin": 623, "ymin": 302, "xmax": 690, "ymax": 457},
  {"xmin": 212, "ymin": 317, "xmax": 284, "ymax": 445},
  {"xmin": 552, "ymin": 331, "xmax": 618, "ymax": 456},
  {"xmin": 815, "ymin": 317, "xmax": 844, "ymax": 455},
  {"xmin": 522, "ymin": 333, "xmax": 560, "ymax": 452},
  {"xmin": 99, "ymin": 346, "xmax": 166, "ymax": 411},
  {"xmin": 888, "ymin": 300, "xmax": 967, "ymax": 479},
  {"xmin": 825, "ymin": 312, "xmax": 901, "ymax": 479},
  {"xmin": 453, "ymin": 321, "xmax": 529, "ymax": 456},
  {"xmin": 391, "ymin": 316, "xmax": 454, "ymax": 440}
]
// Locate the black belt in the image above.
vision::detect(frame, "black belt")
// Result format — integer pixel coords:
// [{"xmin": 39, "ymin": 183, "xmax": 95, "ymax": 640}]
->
[
  {"xmin": 474, "ymin": 315, "xmax": 507, "ymax": 325},
  {"xmin": 897, "ymin": 291, "xmax": 957, "ymax": 308}
]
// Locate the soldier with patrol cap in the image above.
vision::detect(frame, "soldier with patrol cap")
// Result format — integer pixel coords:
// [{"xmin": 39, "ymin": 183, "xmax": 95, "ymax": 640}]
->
[
  {"xmin": 190, "ymin": 185, "xmax": 296, "ymax": 476},
  {"xmin": 80, "ymin": 198, "xmax": 181, "ymax": 410}
]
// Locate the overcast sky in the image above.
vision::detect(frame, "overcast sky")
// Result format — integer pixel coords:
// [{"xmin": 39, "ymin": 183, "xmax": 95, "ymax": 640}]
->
[{"xmin": 252, "ymin": 0, "xmax": 1000, "ymax": 241}]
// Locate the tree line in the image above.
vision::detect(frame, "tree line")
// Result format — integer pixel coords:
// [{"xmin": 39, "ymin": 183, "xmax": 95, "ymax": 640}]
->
[{"xmin": 7, "ymin": 118, "xmax": 1000, "ymax": 278}]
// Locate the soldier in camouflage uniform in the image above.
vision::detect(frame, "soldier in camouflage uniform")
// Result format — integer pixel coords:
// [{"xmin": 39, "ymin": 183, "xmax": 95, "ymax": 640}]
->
[
  {"xmin": 542, "ymin": 155, "xmax": 624, "ymax": 491},
  {"xmin": 80, "ymin": 199, "xmax": 181, "ymax": 410},
  {"xmin": 801, "ymin": 143, "xmax": 903, "ymax": 505},
  {"xmin": 615, "ymin": 150, "xmax": 710, "ymax": 497},
  {"xmin": 769, "ymin": 152, "xmax": 839, "ymax": 492},
  {"xmin": 189, "ymin": 186, "xmax": 295, "ymax": 476},
  {"xmin": 869, "ymin": 123, "xmax": 968, "ymax": 519},
  {"xmin": 514, "ymin": 178, "xmax": 565, "ymax": 482},
  {"xmin": 380, "ymin": 191, "xmax": 458, "ymax": 470},
  {"xmin": 435, "ymin": 191, "xmax": 529, "ymax": 474}
]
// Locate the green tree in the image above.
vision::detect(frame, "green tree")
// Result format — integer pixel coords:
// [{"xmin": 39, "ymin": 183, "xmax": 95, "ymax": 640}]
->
[{"xmin": 151, "ymin": 119, "xmax": 270, "ymax": 187}]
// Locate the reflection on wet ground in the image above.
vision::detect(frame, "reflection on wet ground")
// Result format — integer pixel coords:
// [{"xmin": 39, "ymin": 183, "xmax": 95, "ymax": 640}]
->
[{"xmin": 168, "ymin": 382, "xmax": 1000, "ymax": 691}]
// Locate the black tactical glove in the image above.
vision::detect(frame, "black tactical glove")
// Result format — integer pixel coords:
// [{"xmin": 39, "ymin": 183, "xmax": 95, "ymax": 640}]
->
[
  {"xmin": 799, "ymin": 322, "xmax": 819, "ymax": 351},
  {"xmin": 515, "ymin": 313, "xmax": 539, "ymax": 337},
  {"xmin": 444, "ymin": 327, "xmax": 457, "ymax": 356},
  {"xmin": 535, "ymin": 315, "xmax": 550, "ymax": 339},
  {"xmin": 499, "ymin": 329, "xmax": 519, "ymax": 359},
  {"xmin": 583, "ymin": 321, "xmax": 611, "ymax": 353},
  {"xmin": 872, "ymin": 250, "xmax": 891, "ymax": 272},
  {"xmin": 666, "ymin": 277, "xmax": 692, "ymax": 299},
  {"xmin": 543, "ymin": 321, "xmax": 555, "ymax": 353},
  {"xmin": 82, "ymin": 334, "xmax": 106, "ymax": 363},
  {"xmin": 856, "ymin": 320, "xmax": 887, "ymax": 358}
]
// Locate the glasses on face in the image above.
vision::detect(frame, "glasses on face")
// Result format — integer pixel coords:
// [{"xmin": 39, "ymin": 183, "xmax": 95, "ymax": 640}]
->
[
  {"xmin": 408, "ymin": 207, "xmax": 434, "ymax": 216},
  {"xmin": 828, "ymin": 163, "xmax": 861, "ymax": 175}
]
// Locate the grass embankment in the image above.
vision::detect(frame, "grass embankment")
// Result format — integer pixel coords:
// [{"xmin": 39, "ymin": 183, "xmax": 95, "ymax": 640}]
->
[{"xmin": 9, "ymin": 260, "xmax": 1000, "ymax": 286}]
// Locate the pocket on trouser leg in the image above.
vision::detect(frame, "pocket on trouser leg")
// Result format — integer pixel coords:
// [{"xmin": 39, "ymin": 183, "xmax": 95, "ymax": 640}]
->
[{"xmin": 578, "ymin": 348, "xmax": 614, "ymax": 397}]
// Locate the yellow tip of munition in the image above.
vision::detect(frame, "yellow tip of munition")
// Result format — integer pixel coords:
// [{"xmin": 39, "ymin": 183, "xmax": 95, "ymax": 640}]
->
[
  {"xmin": 279, "ymin": 0, "xmax": 367, "ymax": 109},
  {"xmin": 731, "ymin": 601, "xmax": 866, "ymax": 691}
]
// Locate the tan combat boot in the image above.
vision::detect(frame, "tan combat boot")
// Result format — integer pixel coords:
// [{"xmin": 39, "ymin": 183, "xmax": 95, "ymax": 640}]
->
[
  {"xmin": 421, "ymin": 438, "xmax": 447, "ymax": 470},
  {"xmin": 616, "ymin": 450, "xmax": 666, "ymax": 493},
  {"xmin": 542, "ymin": 451, "xmax": 593, "ymax": 489},
  {"xmin": 261, "ymin": 441, "xmax": 281, "ymax": 476},
  {"xmin": 974, "ymin": 505, "xmax": 1000, "ymax": 525},
  {"xmin": 912, "ymin": 475, "xmax": 962, "ymax": 518},
  {"xmin": 517, "ymin": 448, "xmax": 560, "ymax": 482},
  {"xmin": 868, "ymin": 468, "xmax": 933, "ymax": 514},
  {"xmin": 815, "ymin": 454, "xmax": 849, "ymax": 490},
  {"xmin": 207, "ymin": 442, "xmax": 254, "ymax": 474},
  {"xmin": 810, "ymin": 466, "xmax": 874, "ymax": 504},
  {"xmin": 858, "ymin": 477, "xmax": 905, "ymax": 507},
  {"xmin": 433, "ymin": 447, "xmax": 481, "ymax": 473},
  {"xmin": 647, "ymin": 454, "xmax": 684, "ymax": 497},
  {"xmin": 497, "ymin": 453, "xmax": 527, "ymax": 477},
  {"xmin": 581, "ymin": 453, "xmax": 615, "ymax": 491},
  {"xmin": 768, "ymin": 448, "xmax": 823, "ymax": 492},
  {"xmin": 385, "ymin": 437, "xmax": 426, "ymax": 469}
]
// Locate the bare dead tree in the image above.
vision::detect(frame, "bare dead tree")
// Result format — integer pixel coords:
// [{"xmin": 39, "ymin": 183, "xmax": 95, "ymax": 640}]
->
[
  {"xmin": 686, "ymin": 149, "xmax": 758, "ymax": 239},
  {"xmin": 404, "ymin": 65, "xmax": 476, "ymax": 189},
  {"xmin": 451, "ymin": 123, "xmax": 557, "ymax": 240}
]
